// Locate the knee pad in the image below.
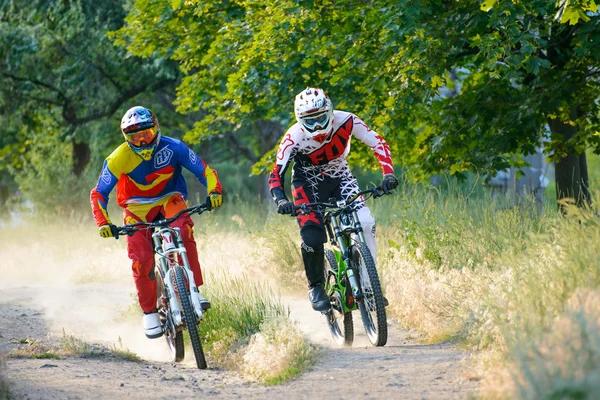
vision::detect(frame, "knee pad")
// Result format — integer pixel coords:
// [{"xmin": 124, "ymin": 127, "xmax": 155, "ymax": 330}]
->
[{"xmin": 300, "ymin": 225, "xmax": 326, "ymax": 251}]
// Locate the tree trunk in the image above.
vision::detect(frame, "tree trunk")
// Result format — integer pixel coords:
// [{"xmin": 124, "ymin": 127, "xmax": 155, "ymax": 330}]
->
[
  {"xmin": 548, "ymin": 112, "xmax": 591, "ymax": 209},
  {"xmin": 73, "ymin": 141, "xmax": 91, "ymax": 176},
  {"xmin": 257, "ymin": 120, "xmax": 284, "ymax": 203}
]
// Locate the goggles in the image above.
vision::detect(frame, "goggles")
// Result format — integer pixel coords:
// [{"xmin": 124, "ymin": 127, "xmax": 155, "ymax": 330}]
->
[
  {"xmin": 301, "ymin": 112, "xmax": 329, "ymax": 132},
  {"xmin": 124, "ymin": 126, "xmax": 158, "ymax": 148}
]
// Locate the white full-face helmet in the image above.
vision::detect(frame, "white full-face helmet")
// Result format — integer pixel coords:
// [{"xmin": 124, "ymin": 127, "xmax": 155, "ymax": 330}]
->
[{"xmin": 294, "ymin": 87, "xmax": 334, "ymax": 143}]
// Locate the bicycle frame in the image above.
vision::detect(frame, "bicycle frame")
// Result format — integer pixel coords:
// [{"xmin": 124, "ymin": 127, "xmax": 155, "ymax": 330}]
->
[
  {"xmin": 294, "ymin": 188, "xmax": 382, "ymax": 313},
  {"xmin": 324, "ymin": 206, "xmax": 367, "ymax": 312}
]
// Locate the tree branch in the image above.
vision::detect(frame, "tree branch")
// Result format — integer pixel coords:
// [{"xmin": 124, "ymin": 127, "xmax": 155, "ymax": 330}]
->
[
  {"xmin": 1, "ymin": 71, "xmax": 68, "ymax": 102},
  {"xmin": 58, "ymin": 44, "xmax": 123, "ymax": 91},
  {"xmin": 223, "ymin": 131, "xmax": 258, "ymax": 162},
  {"xmin": 68, "ymin": 78, "xmax": 176, "ymax": 125}
]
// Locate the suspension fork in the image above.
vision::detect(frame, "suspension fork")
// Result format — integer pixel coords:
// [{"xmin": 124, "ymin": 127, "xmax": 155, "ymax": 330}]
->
[
  {"xmin": 171, "ymin": 227, "xmax": 203, "ymax": 319},
  {"xmin": 153, "ymin": 230, "xmax": 182, "ymax": 326},
  {"xmin": 331, "ymin": 215, "xmax": 363, "ymax": 300}
]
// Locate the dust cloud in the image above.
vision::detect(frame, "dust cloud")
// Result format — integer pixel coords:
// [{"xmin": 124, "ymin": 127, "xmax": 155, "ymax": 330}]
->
[{"xmin": 0, "ymin": 221, "xmax": 352, "ymax": 361}]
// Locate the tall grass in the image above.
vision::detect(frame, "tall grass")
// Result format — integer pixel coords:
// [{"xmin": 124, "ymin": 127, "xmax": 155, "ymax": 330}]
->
[
  {"xmin": 369, "ymin": 179, "xmax": 600, "ymax": 398},
  {"xmin": 198, "ymin": 273, "xmax": 318, "ymax": 382}
]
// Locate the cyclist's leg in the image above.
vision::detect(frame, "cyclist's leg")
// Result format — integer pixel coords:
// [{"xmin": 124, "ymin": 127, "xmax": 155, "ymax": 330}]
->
[
  {"xmin": 163, "ymin": 194, "xmax": 203, "ymax": 287},
  {"xmin": 292, "ymin": 179, "xmax": 326, "ymax": 286},
  {"xmin": 292, "ymin": 173, "xmax": 330, "ymax": 311},
  {"xmin": 356, "ymin": 207, "xmax": 377, "ymax": 264},
  {"xmin": 124, "ymin": 205, "xmax": 161, "ymax": 314}
]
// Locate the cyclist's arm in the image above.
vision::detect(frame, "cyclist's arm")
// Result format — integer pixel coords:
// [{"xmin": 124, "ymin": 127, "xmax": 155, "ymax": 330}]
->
[
  {"xmin": 351, "ymin": 115, "xmax": 394, "ymax": 176},
  {"xmin": 177, "ymin": 141, "xmax": 222, "ymax": 194},
  {"xmin": 90, "ymin": 160, "xmax": 119, "ymax": 226},
  {"xmin": 268, "ymin": 129, "xmax": 300, "ymax": 203}
]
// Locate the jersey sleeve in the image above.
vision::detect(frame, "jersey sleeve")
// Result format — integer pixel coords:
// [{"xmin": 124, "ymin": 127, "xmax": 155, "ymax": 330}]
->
[
  {"xmin": 177, "ymin": 141, "xmax": 222, "ymax": 195},
  {"xmin": 90, "ymin": 161, "xmax": 118, "ymax": 227},
  {"xmin": 351, "ymin": 115, "xmax": 394, "ymax": 175},
  {"xmin": 268, "ymin": 130, "xmax": 299, "ymax": 203}
]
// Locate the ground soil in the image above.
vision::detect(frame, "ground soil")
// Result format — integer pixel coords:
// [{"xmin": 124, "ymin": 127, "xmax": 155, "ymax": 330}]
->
[{"xmin": 0, "ymin": 283, "xmax": 479, "ymax": 400}]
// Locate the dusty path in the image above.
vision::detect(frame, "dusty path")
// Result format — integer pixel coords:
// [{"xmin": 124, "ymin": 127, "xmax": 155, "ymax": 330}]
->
[{"xmin": 1, "ymin": 283, "xmax": 478, "ymax": 399}]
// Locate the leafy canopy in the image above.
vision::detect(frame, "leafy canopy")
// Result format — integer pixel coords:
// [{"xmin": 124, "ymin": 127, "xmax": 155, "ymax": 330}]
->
[{"xmin": 115, "ymin": 0, "xmax": 600, "ymax": 180}]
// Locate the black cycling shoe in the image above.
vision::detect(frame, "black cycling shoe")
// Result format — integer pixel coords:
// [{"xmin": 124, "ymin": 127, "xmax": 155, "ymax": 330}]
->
[{"xmin": 308, "ymin": 285, "xmax": 330, "ymax": 311}]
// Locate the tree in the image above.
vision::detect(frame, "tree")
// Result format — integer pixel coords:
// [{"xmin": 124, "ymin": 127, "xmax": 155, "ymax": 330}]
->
[
  {"xmin": 115, "ymin": 0, "xmax": 600, "ymax": 207},
  {"xmin": 0, "ymin": 0, "xmax": 179, "ymax": 178}
]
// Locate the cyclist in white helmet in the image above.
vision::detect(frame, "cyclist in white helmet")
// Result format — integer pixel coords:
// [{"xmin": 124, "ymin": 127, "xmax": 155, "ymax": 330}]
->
[{"xmin": 269, "ymin": 87, "xmax": 398, "ymax": 311}]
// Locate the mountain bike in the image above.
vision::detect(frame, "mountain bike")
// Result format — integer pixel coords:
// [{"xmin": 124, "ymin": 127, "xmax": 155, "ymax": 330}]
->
[
  {"xmin": 294, "ymin": 187, "xmax": 389, "ymax": 347},
  {"xmin": 115, "ymin": 201, "xmax": 210, "ymax": 369}
]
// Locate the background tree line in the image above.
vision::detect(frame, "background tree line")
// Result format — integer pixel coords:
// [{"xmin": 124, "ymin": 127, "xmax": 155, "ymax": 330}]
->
[{"xmin": 1, "ymin": 0, "xmax": 599, "ymax": 212}]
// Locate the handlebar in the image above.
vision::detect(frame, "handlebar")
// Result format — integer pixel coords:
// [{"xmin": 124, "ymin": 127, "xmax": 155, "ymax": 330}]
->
[
  {"xmin": 292, "ymin": 186, "xmax": 387, "ymax": 216},
  {"xmin": 114, "ymin": 200, "xmax": 211, "ymax": 239}
]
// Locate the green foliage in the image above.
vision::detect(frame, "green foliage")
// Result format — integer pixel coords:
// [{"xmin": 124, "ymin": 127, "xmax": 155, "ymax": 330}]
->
[
  {"xmin": 115, "ymin": 0, "xmax": 600, "ymax": 189},
  {"xmin": 0, "ymin": 0, "xmax": 184, "ymax": 208}
]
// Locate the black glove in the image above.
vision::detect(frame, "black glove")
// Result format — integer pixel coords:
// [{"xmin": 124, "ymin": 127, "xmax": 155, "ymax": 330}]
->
[
  {"xmin": 381, "ymin": 174, "xmax": 399, "ymax": 194},
  {"xmin": 277, "ymin": 199, "xmax": 294, "ymax": 215}
]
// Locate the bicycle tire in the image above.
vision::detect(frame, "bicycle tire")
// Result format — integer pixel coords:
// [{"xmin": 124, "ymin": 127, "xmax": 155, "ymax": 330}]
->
[
  {"xmin": 156, "ymin": 270, "xmax": 184, "ymax": 362},
  {"xmin": 174, "ymin": 266, "xmax": 207, "ymax": 369},
  {"xmin": 324, "ymin": 249, "xmax": 353, "ymax": 347},
  {"xmin": 353, "ymin": 242, "xmax": 387, "ymax": 346}
]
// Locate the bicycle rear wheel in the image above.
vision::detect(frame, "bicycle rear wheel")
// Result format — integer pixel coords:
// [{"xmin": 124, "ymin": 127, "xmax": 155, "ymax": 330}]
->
[
  {"xmin": 174, "ymin": 266, "xmax": 207, "ymax": 369},
  {"xmin": 324, "ymin": 249, "xmax": 353, "ymax": 347},
  {"xmin": 353, "ymin": 242, "xmax": 387, "ymax": 346},
  {"xmin": 156, "ymin": 270, "xmax": 184, "ymax": 362}
]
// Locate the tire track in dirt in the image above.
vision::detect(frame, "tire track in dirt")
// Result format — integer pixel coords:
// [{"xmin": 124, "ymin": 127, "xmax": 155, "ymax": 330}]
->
[{"xmin": 1, "ymin": 284, "xmax": 478, "ymax": 399}]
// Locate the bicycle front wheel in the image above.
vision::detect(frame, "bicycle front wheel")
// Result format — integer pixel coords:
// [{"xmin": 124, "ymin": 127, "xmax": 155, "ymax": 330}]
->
[
  {"xmin": 174, "ymin": 266, "xmax": 207, "ymax": 369},
  {"xmin": 353, "ymin": 242, "xmax": 387, "ymax": 346}
]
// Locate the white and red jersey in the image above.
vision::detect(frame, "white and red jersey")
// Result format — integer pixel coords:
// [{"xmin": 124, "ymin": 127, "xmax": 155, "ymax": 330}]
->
[{"xmin": 269, "ymin": 110, "xmax": 394, "ymax": 202}]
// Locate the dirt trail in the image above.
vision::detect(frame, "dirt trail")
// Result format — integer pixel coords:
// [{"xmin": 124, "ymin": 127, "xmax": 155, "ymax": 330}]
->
[{"xmin": 1, "ymin": 282, "xmax": 478, "ymax": 400}]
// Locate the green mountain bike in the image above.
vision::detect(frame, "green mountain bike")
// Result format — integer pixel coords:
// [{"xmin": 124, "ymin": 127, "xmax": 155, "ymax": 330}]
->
[{"xmin": 294, "ymin": 186, "xmax": 390, "ymax": 347}]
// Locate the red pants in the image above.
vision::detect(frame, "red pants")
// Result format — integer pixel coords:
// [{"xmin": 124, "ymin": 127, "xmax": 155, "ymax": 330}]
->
[{"xmin": 124, "ymin": 194, "xmax": 203, "ymax": 313}]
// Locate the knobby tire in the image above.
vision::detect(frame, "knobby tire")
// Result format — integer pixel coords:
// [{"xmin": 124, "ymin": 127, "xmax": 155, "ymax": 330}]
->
[
  {"xmin": 354, "ymin": 242, "xmax": 387, "ymax": 346},
  {"xmin": 174, "ymin": 266, "xmax": 207, "ymax": 369}
]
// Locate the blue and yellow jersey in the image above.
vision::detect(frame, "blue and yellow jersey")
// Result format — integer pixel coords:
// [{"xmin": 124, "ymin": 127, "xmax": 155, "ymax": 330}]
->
[{"xmin": 90, "ymin": 136, "xmax": 221, "ymax": 226}]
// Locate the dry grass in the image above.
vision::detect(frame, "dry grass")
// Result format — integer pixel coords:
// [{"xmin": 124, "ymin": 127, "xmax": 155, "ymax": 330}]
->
[
  {"xmin": 197, "ymin": 272, "xmax": 318, "ymax": 383},
  {"xmin": 242, "ymin": 315, "xmax": 320, "ymax": 384},
  {"xmin": 8, "ymin": 331, "xmax": 140, "ymax": 362},
  {"xmin": 372, "ymin": 184, "xmax": 600, "ymax": 398}
]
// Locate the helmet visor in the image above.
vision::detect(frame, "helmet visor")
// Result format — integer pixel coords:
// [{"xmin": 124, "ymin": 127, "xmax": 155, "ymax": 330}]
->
[
  {"xmin": 125, "ymin": 127, "xmax": 158, "ymax": 148},
  {"xmin": 302, "ymin": 112, "xmax": 329, "ymax": 132}
]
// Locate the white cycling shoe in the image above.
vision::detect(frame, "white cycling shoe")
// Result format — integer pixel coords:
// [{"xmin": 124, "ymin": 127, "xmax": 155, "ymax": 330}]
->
[
  {"xmin": 143, "ymin": 312, "xmax": 163, "ymax": 339},
  {"xmin": 196, "ymin": 291, "xmax": 211, "ymax": 311}
]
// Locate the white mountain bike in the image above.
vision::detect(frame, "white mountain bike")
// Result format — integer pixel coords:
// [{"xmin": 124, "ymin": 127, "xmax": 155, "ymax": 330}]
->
[{"xmin": 115, "ymin": 201, "xmax": 210, "ymax": 369}]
